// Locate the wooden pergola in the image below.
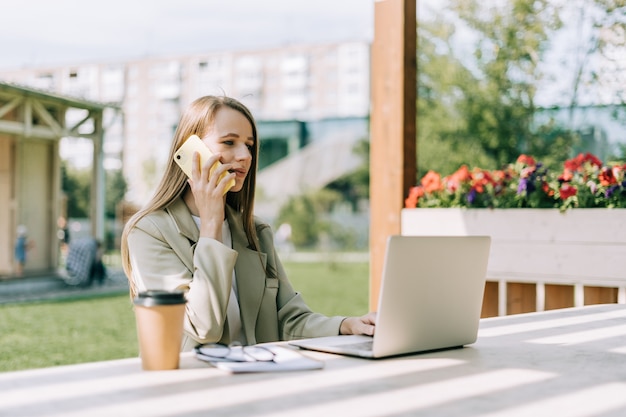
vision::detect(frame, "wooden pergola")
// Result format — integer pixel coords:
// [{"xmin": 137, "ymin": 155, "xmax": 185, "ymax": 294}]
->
[
  {"xmin": 369, "ymin": 0, "xmax": 417, "ymax": 309},
  {"xmin": 0, "ymin": 81, "xmax": 119, "ymax": 275}
]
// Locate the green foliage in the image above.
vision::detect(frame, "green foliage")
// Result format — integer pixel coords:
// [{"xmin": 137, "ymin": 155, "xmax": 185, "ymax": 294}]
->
[
  {"xmin": 453, "ymin": 0, "xmax": 564, "ymax": 164},
  {"xmin": 275, "ymin": 189, "xmax": 344, "ymax": 249},
  {"xmin": 326, "ymin": 139, "xmax": 371, "ymax": 208},
  {"xmin": 61, "ymin": 161, "xmax": 91, "ymax": 218},
  {"xmin": 416, "ymin": 17, "xmax": 498, "ymax": 176},
  {"xmin": 563, "ymin": 0, "xmax": 626, "ymax": 108},
  {"xmin": 276, "ymin": 194, "xmax": 320, "ymax": 248},
  {"xmin": 276, "ymin": 137, "xmax": 369, "ymax": 250},
  {"xmin": 105, "ymin": 169, "xmax": 127, "ymax": 219},
  {"xmin": 61, "ymin": 161, "xmax": 128, "ymax": 220},
  {"xmin": 416, "ymin": 0, "xmax": 589, "ymax": 177}
]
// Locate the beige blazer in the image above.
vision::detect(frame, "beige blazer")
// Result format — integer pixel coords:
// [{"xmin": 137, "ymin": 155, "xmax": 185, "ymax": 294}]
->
[{"xmin": 127, "ymin": 198, "xmax": 344, "ymax": 350}]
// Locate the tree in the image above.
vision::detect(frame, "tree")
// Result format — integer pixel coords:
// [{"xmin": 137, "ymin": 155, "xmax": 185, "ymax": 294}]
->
[
  {"xmin": 273, "ymin": 137, "xmax": 369, "ymax": 250},
  {"xmin": 275, "ymin": 189, "xmax": 350, "ymax": 249},
  {"xmin": 556, "ymin": 0, "xmax": 626, "ymax": 109},
  {"xmin": 326, "ymin": 138, "xmax": 371, "ymax": 210},
  {"xmin": 61, "ymin": 161, "xmax": 91, "ymax": 218},
  {"xmin": 416, "ymin": 15, "xmax": 498, "ymax": 177},
  {"xmin": 61, "ymin": 161, "xmax": 128, "ymax": 220},
  {"xmin": 105, "ymin": 169, "xmax": 127, "ymax": 219},
  {"xmin": 450, "ymin": 0, "xmax": 564, "ymax": 165},
  {"xmin": 416, "ymin": 0, "xmax": 625, "ymax": 177}
]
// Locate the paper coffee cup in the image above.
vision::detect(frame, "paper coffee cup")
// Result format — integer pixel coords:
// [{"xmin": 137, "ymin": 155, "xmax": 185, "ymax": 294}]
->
[{"xmin": 133, "ymin": 290, "xmax": 187, "ymax": 371}]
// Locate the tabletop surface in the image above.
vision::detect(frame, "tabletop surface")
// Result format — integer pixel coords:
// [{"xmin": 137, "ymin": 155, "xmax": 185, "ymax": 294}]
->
[{"xmin": 1, "ymin": 304, "xmax": 626, "ymax": 417}]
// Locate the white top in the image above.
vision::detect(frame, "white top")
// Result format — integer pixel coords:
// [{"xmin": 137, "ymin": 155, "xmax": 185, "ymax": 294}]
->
[{"xmin": 192, "ymin": 216, "xmax": 246, "ymax": 344}]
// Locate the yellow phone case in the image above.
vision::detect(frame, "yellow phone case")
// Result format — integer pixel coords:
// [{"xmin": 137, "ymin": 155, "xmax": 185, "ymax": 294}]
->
[{"xmin": 174, "ymin": 135, "xmax": 235, "ymax": 193}]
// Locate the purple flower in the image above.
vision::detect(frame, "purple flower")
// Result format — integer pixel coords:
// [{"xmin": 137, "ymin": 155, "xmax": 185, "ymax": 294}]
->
[
  {"xmin": 467, "ymin": 188, "xmax": 477, "ymax": 204},
  {"xmin": 517, "ymin": 178, "xmax": 535, "ymax": 195},
  {"xmin": 606, "ymin": 185, "xmax": 620, "ymax": 198}
]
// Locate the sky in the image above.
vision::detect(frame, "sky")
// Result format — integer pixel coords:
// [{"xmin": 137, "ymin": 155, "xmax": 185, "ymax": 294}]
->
[
  {"xmin": 1, "ymin": 0, "xmax": 620, "ymax": 108},
  {"xmin": 0, "ymin": 0, "xmax": 375, "ymax": 70}
]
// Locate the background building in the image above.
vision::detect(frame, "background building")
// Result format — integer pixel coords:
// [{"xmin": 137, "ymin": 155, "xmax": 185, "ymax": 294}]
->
[{"xmin": 0, "ymin": 42, "xmax": 371, "ymax": 219}]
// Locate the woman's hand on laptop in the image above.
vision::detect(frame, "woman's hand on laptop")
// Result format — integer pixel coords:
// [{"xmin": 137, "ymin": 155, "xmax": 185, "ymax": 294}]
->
[{"xmin": 339, "ymin": 312, "xmax": 377, "ymax": 336}]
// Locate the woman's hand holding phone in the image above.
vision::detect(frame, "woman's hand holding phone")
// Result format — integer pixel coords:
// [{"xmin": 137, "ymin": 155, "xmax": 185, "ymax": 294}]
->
[
  {"xmin": 192, "ymin": 150, "xmax": 235, "ymax": 194},
  {"xmin": 174, "ymin": 135, "xmax": 236, "ymax": 240},
  {"xmin": 188, "ymin": 150, "xmax": 234, "ymax": 240},
  {"xmin": 174, "ymin": 135, "xmax": 236, "ymax": 195}
]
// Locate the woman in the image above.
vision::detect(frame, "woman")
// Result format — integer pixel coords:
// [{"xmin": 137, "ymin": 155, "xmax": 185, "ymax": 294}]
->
[{"xmin": 121, "ymin": 95, "xmax": 375, "ymax": 350}]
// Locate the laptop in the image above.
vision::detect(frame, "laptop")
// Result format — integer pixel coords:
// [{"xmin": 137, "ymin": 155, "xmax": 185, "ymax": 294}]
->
[{"xmin": 289, "ymin": 235, "xmax": 491, "ymax": 358}]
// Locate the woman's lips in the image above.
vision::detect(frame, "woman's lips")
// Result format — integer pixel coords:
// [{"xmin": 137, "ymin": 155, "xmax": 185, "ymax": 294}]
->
[{"xmin": 232, "ymin": 168, "xmax": 247, "ymax": 179}]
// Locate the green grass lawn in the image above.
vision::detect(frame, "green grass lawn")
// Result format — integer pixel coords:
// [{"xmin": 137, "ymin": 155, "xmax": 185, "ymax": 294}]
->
[
  {"xmin": 286, "ymin": 261, "xmax": 370, "ymax": 316},
  {"xmin": 0, "ymin": 261, "xmax": 369, "ymax": 372}
]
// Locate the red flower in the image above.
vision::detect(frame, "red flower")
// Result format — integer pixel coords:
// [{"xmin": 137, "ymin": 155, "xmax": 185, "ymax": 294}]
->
[
  {"xmin": 444, "ymin": 165, "xmax": 471, "ymax": 192},
  {"xmin": 564, "ymin": 154, "xmax": 582, "ymax": 171},
  {"xmin": 517, "ymin": 154, "xmax": 536, "ymax": 166},
  {"xmin": 599, "ymin": 167, "xmax": 618, "ymax": 186},
  {"xmin": 542, "ymin": 182, "xmax": 554, "ymax": 197},
  {"xmin": 564, "ymin": 153, "xmax": 603, "ymax": 172},
  {"xmin": 470, "ymin": 169, "xmax": 495, "ymax": 194},
  {"xmin": 405, "ymin": 186, "xmax": 425, "ymax": 208},
  {"xmin": 420, "ymin": 170, "xmax": 443, "ymax": 193},
  {"xmin": 491, "ymin": 169, "xmax": 505, "ymax": 181},
  {"xmin": 404, "ymin": 152, "xmax": 626, "ymax": 210},
  {"xmin": 560, "ymin": 183, "xmax": 577, "ymax": 200},
  {"xmin": 585, "ymin": 153, "xmax": 603, "ymax": 168},
  {"xmin": 558, "ymin": 169, "xmax": 574, "ymax": 182}
]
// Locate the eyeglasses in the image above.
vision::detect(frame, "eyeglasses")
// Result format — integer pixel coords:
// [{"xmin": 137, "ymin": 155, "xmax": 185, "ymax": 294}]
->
[{"xmin": 194, "ymin": 342, "xmax": 276, "ymax": 363}]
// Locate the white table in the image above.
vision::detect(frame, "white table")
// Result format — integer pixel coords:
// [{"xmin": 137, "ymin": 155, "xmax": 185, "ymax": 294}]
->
[{"xmin": 2, "ymin": 304, "xmax": 626, "ymax": 417}]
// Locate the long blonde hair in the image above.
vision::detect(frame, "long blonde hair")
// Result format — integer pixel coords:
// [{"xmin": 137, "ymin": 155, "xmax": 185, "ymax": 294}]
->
[{"xmin": 121, "ymin": 96, "xmax": 260, "ymax": 298}]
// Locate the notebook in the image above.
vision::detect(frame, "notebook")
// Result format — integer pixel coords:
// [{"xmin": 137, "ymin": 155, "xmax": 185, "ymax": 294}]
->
[
  {"xmin": 289, "ymin": 235, "xmax": 491, "ymax": 359},
  {"xmin": 195, "ymin": 344, "xmax": 324, "ymax": 373}
]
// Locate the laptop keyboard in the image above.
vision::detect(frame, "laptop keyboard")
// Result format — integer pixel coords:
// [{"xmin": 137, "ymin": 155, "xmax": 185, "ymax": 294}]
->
[{"xmin": 336, "ymin": 341, "xmax": 373, "ymax": 351}]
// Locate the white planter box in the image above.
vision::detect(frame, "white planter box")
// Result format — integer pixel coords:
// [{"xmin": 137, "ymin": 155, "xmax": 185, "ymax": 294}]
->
[{"xmin": 401, "ymin": 208, "xmax": 626, "ymax": 314}]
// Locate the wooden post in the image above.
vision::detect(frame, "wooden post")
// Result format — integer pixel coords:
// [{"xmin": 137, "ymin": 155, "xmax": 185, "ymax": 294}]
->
[
  {"xmin": 91, "ymin": 111, "xmax": 106, "ymax": 242},
  {"xmin": 369, "ymin": 0, "xmax": 417, "ymax": 310}
]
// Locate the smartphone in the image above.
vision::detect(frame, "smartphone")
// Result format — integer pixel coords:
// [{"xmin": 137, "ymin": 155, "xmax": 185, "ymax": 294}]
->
[{"xmin": 173, "ymin": 135, "xmax": 235, "ymax": 193}]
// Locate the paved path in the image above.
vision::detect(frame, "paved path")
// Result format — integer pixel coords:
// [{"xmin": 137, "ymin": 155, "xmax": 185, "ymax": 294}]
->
[{"xmin": 0, "ymin": 268, "xmax": 129, "ymax": 305}]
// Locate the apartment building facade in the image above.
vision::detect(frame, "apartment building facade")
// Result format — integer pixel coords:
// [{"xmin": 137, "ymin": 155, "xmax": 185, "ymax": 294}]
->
[{"xmin": 0, "ymin": 41, "xmax": 371, "ymax": 206}]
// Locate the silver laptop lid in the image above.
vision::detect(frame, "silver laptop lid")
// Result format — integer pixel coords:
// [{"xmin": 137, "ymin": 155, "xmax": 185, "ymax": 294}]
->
[{"xmin": 372, "ymin": 235, "xmax": 491, "ymax": 357}]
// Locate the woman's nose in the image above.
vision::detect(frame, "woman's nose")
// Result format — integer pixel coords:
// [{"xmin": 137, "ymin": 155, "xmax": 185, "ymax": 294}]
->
[{"xmin": 235, "ymin": 144, "xmax": 252, "ymax": 161}]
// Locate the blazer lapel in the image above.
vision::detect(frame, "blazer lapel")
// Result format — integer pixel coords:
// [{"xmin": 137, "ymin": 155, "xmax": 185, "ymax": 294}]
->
[
  {"xmin": 227, "ymin": 206, "xmax": 267, "ymax": 344},
  {"xmin": 165, "ymin": 198, "xmax": 199, "ymax": 271}
]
